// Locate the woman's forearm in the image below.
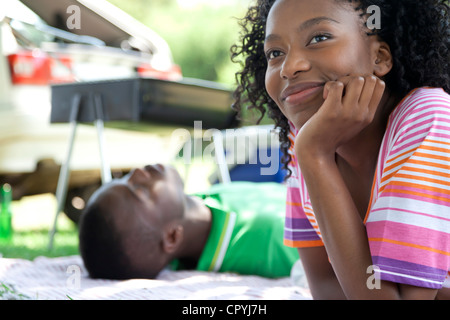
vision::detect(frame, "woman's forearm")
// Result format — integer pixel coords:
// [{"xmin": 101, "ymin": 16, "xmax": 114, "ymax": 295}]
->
[{"xmin": 297, "ymin": 151, "xmax": 399, "ymax": 299}]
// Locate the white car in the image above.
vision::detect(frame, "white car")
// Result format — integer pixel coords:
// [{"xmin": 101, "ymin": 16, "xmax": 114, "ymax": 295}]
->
[{"xmin": 0, "ymin": 0, "xmax": 235, "ymax": 222}]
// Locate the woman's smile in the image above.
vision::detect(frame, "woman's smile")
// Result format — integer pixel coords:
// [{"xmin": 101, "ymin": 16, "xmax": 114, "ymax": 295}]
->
[
  {"xmin": 264, "ymin": 0, "xmax": 379, "ymax": 129},
  {"xmin": 281, "ymin": 82, "xmax": 325, "ymax": 108}
]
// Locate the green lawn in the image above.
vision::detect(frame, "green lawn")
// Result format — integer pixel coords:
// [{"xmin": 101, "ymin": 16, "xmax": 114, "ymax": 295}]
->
[
  {"xmin": 0, "ymin": 192, "xmax": 79, "ymax": 260},
  {"xmin": 0, "ymin": 227, "xmax": 79, "ymax": 260},
  {"xmin": 0, "ymin": 160, "xmax": 215, "ymax": 260}
]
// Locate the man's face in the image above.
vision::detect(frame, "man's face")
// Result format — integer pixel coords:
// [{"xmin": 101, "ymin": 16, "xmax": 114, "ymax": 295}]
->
[{"xmin": 92, "ymin": 164, "xmax": 186, "ymax": 229}]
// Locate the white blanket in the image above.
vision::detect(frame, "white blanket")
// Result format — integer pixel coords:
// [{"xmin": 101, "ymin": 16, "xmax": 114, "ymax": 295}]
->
[{"xmin": 0, "ymin": 255, "xmax": 312, "ymax": 300}]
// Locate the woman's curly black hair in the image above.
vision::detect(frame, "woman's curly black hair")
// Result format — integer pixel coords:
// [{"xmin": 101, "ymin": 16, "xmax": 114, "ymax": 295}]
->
[{"xmin": 231, "ymin": 0, "xmax": 450, "ymax": 178}]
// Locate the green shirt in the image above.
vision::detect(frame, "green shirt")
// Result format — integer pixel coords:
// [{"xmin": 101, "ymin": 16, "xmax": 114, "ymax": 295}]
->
[{"xmin": 176, "ymin": 182, "xmax": 299, "ymax": 278}]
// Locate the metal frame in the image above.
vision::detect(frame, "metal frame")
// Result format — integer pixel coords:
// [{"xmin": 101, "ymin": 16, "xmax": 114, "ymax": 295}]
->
[{"xmin": 48, "ymin": 93, "xmax": 112, "ymax": 250}]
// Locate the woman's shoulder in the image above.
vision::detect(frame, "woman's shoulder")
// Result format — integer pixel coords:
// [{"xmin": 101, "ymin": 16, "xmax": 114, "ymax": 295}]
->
[
  {"xmin": 388, "ymin": 87, "xmax": 450, "ymax": 131},
  {"xmin": 393, "ymin": 87, "xmax": 450, "ymax": 117}
]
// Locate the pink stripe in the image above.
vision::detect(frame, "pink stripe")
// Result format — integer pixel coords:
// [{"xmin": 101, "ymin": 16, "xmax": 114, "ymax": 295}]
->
[
  {"xmin": 286, "ymin": 187, "xmax": 303, "ymax": 218},
  {"xmin": 366, "ymin": 221, "xmax": 450, "ymax": 251},
  {"xmin": 390, "ymin": 137, "xmax": 424, "ymax": 156},
  {"xmin": 398, "ymin": 120, "xmax": 450, "ymax": 144},
  {"xmin": 380, "ymin": 191, "xmax": 450, "ymax": 207},
  {"xmin": 287, "ymin": 187, "xmax": 301, "ymax": 201},
  {"xmin": 369, "ymin": 240, "xmax": 449, "ymax": 270},
  {"xmin": 389, "ymin": 90, "xmax": 449, "ymax": 132},
  {"xmin": 367, "ymin": 222, "xmax": 450, "ymax": 269},
  {"xmin": 370, "ymin": 206, "xmax": 450, "ymax": 223},
  {"xmin": 391, "ymin": 123, "xmax": 450, "ymax": 156},
  {"xmin": 396, "ymin": 127, "xmax": 427, "ymax": 145},
  {"xmin": 367, "ymin": 221, "xmax": 447, "ymax": 247},
  {"xmin": 368, "ymin": 89, "xmax": 450, "ymax": 269},
  {"xmin": 389, "ymin": 94, "xmax": 429, "ymax": 128},
  {"xmin": 428, "ymin": 132, "xmax": 450, "ymax": 141},
  {"xmin": 383, "ymin": 184, "xmax": 449, "ymax": 198},
  {"xmin": 401, "ymin": 113, "xmax": 450, "ymax": 132},
  {"xmin": 405, "ymin": 104, "xmax": 450, "ymax": 120}
]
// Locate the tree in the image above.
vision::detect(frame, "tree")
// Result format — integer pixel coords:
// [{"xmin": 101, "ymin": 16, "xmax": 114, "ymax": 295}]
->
[{"xmin": 107, "ymin": 0, "xmax": 248, "ymax": 85}]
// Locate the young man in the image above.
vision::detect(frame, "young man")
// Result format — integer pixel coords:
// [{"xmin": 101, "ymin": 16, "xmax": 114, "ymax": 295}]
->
[{"xmin": 78, "ymin": 164, "xmax": 299, "ymax": 280}]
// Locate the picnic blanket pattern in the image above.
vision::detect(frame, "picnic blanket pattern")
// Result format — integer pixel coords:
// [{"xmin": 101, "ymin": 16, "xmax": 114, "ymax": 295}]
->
[{"xmin": 0, "ymin": 255, "xmax": 312, "ymax": 300}]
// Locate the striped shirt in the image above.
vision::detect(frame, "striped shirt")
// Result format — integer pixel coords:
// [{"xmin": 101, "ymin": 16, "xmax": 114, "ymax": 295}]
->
[{"xmin": 284, "ymin": 87, "xmax": 450, "ymax": 289}]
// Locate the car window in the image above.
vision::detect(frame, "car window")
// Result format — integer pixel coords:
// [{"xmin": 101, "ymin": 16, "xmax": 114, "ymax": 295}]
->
[
  {"xmin": 9, "ymin": 19, "xmax": 55, "ymax": 47},
  {"xmin": 3, "ymin": 0, "xmax": 54, "ymax": 47},
  {"xmin": 3, "ymin": 0, "xmax": 46, "ymax": 26}
]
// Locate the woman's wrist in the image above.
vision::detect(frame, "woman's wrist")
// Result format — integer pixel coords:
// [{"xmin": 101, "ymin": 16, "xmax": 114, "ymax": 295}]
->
[{"xmin": 295, "ymin": 139, "xmax": 336, "ymax": 171}]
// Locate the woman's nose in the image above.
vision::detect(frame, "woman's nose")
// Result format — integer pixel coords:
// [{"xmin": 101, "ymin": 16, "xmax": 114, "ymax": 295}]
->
[{"xmin": 280, "ymin": 51, "xmax": 311, "ymax": 80}]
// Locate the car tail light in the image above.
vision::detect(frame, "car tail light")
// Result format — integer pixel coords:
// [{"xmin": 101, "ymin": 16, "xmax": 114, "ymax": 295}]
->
[
  {"xmin": 8, "ymin": 50, "xmax": 75, "ymax": 85},
  {"xmin": 137, "ymin": 63, "xmax": 182, "ymax": 81}
]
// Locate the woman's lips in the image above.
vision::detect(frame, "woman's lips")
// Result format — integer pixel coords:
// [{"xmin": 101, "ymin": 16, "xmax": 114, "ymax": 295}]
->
[{"xmin": 282, "ymin": 83, "xmax": 324, "ymax": 106}]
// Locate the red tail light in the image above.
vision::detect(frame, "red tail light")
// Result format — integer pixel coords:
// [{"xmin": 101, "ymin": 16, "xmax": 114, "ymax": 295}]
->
[
  {"xmin": 137, "ymin": 63, "xmax": 182, "ymax": 81},
  {"xmin": 8, "ymin": 50, "xmax": 75, "ymax": 85}
]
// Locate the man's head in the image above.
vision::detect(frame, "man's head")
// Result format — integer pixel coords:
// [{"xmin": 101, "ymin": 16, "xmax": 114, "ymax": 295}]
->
[{"xmin": 78, "ymin": 164, "xmax": 187, "ymax": 279}]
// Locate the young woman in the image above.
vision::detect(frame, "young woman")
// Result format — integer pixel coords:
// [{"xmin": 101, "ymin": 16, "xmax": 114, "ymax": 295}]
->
[{"xmin": 232, "ymin": 0, "xmax": 450, "ymax": 299}]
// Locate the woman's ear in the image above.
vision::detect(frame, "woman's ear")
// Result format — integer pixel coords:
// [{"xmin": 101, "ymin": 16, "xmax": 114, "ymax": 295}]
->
[
  {"xmin": 162, "ymin": 223, "xmax": 184, "ymax": 254},
  {"xmin": 373, "ymin": 41, "xmax": 393, "ymax": 78}
]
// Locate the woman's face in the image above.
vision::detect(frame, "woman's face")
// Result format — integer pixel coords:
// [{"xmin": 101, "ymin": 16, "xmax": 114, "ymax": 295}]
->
[{"xmin": 264, "ymin": 0, "xmax": 380, "ymax": 129}]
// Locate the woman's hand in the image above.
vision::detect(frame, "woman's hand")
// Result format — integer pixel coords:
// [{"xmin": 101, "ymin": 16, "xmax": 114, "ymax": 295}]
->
[{"xmin": 294, "ymin": 75, "xmax": 386, "ymax": 160}]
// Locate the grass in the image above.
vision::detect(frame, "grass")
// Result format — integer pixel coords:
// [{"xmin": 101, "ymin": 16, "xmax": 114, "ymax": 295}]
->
[
  {"xmin": 0, "ymin": 282, "xmax": 31, "ymax": 300},
  {"xmin": 0, "ymin": 159, "xmax": 215, "ymax": 260},
  {"xmin": 0, "ymin": 193, "xmax": 79, "ymax": 260},
  {"xmin": 0, "ymin": 227, "xmax": 79, "ymax": 260}
]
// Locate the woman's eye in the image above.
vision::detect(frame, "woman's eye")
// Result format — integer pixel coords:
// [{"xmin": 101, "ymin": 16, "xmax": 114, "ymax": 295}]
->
[
  {"xmin": 309, "ymin": 34, "xmax": 331, "ymax": 45},
  {"xmin": 266, "ymin": 50, "xmax": 283, "ymax": 61}
]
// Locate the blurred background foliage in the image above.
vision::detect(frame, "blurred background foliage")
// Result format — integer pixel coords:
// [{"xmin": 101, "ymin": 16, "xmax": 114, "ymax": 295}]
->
[{"xmin": 107, "ymin": 0, "xmax": 251, "ymax": 86}]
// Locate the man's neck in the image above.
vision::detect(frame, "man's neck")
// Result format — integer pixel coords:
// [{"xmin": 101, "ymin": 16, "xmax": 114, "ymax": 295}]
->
[{"xmin": 178, "ymin": 196, "xmax": 212, "ymax": 263}]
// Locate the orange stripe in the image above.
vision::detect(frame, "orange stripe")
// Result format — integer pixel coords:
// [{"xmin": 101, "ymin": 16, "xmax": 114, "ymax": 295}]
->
[
  {"xmin": 369, "ymin": 238, "xmax": 450, "ymax": 256},
  {"xmin": 286, "ymin": 202, "xmax": 320, "ymax": 228},
  {"xmin": 382, "ymin": 142, "xmax": 450, "ymax": 184},
  {"xmin": 380, "ymin": 158, "xmax": 450, "ymax": 190},
  {"xmin": 303, "ymin": 211, "xmax": 319, "ymax": 226},
  {"xmin": 286, "ymin": 201, "xmax": 302, "ymax": 207},
  {"xmin": 387, "ymin": 88, "xmax": 420, "ymax": 120},
  {"xmin": 382, "ymin": 188, "xmax": 450, "ymax": 203},
  {"xmin": 420, "ymin": 144, "xmax": 450, "ymax": 154},
  {"xmin": 387, "ymin": 180, "xmax": 450, "ymax": 195},
  {"xmin": 401, "ymin": 165, "xmax": 450, "ymax": 179},
  {"xmin": 303, "ymin": 211, "xmax": 315, "ymax": 218},
  {"xmin": 288, "ymin": 135, "xmax": 294, "ymax": 146},
  {"xmin": 385, "ymin": 148, "xmax": 416, "ymax": 166},
  {"xmin": 284, "ymin": 239, "xmax": 324, "ymax": 248},
  {"xmin": 394, "ymin": 173, "xmax": 450, "ymax": 188},
  {"xmin": 414, "ymin": 151, "xmax": 450, "ymax": 162},
  {"xmin": 425, "ymin": 137, "xmax": 450, "ymax": 147},
  {"xmin": 408, "ymin": 158, "xmax": 450, "ymax": 170},
  {"xmin": 381, "ymin": 157, "xmax": 412, "ymax": 184}
]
